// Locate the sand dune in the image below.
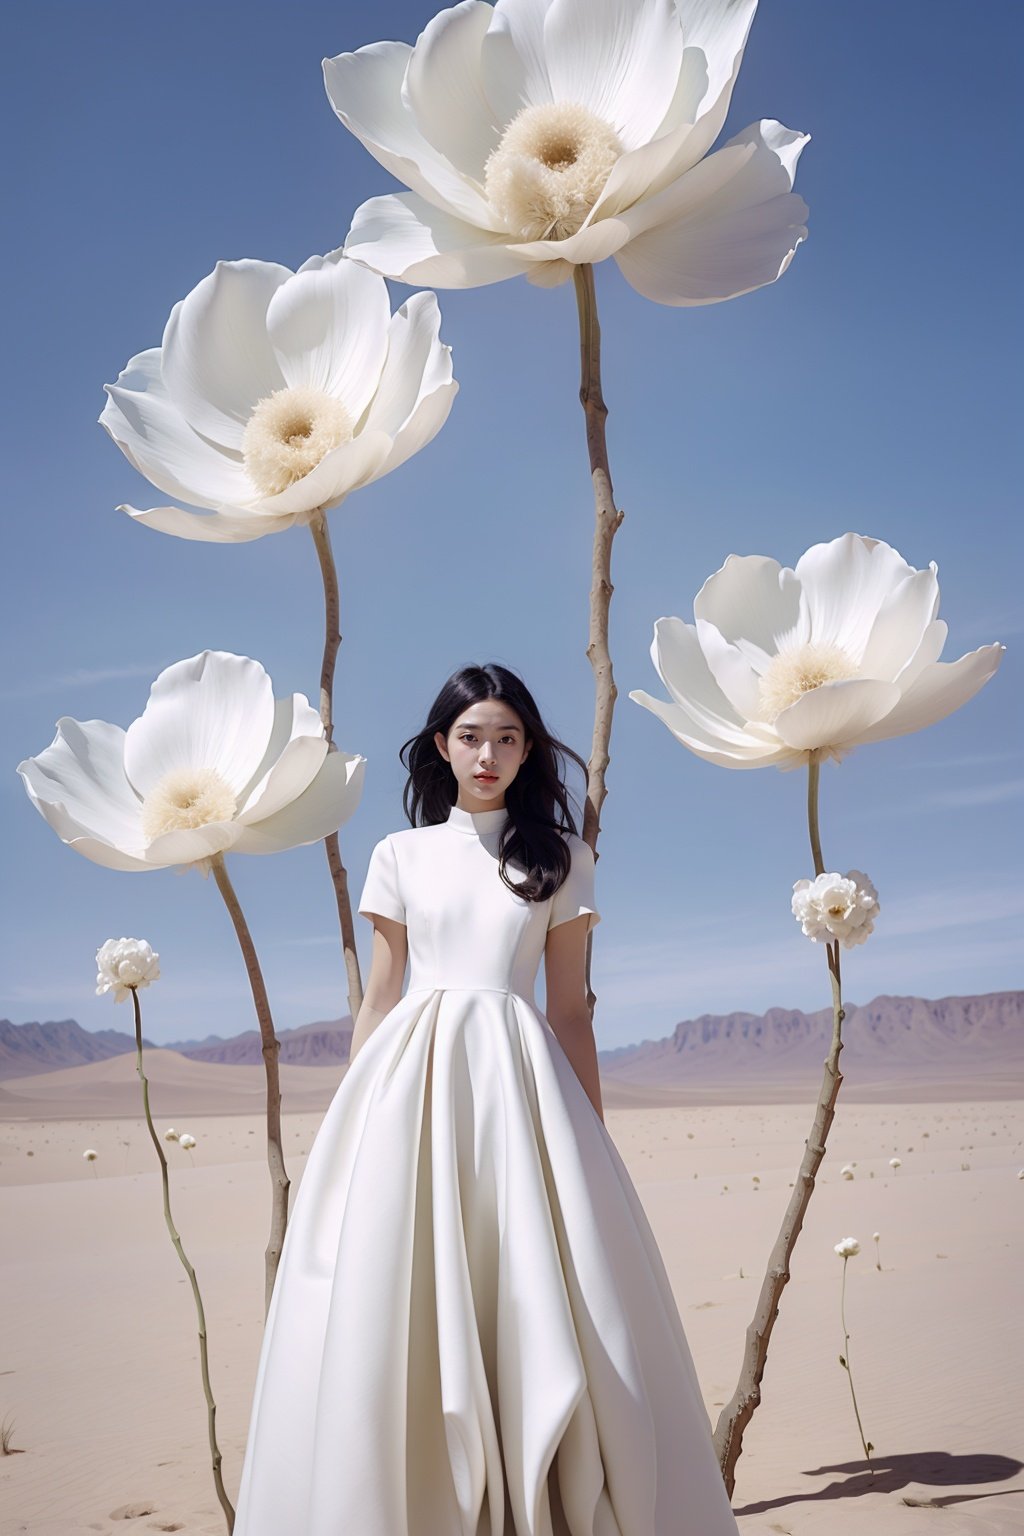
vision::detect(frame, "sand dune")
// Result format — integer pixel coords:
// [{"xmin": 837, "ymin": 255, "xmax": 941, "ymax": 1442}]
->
[
  {"xmin": 1, "ymin": 1091, "xmax": 1021, "ymax": 1534},
  {"xmin": 2, "ymin": 1038, "xmax": 1020, "ymax": 1129}
]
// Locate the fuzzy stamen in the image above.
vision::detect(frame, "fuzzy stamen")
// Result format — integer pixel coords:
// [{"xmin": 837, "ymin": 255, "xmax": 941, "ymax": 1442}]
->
[
  {"xmin": 758, "ymin": 643, "xmax": 859, "ymax": 723},
  {"xmin": 141, "ymin": 767, "xmax": 238, "ymax": 841},
  {"xmin": 242, "ymin": 386, "xmax": 353, "ymax": 496},
  {"xmin": 485, "ymin": 102, "xmax": 622, "ymax": 242}
]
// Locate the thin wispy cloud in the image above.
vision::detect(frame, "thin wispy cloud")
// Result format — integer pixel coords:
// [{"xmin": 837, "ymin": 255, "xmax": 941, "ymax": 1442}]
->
[
  {"xmin": 923, "ymin": 778, "xmax": 1024, "ymax": 809},
  {"xmin": 956, "ymin": 608, "xmax": 1024, "ymax": 643},
  {"xmin": 0, "ymin": 661, "xmax": 163, "ymax": 703},
  {"xmin": 898, "ymin": 749, "xmax": 1019, "ymax": 773}
]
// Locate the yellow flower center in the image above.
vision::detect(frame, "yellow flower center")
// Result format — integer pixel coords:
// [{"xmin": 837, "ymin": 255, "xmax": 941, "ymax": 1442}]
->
[
  {"xmin": 757, "ymin": 642, "xmax": 859, "ymax": 723},
  {"xmin": 242, "ymin": 386, "xmax": 354, "ymax": 497},
  {"xmin": 484, "ymin": 102, "xmax": 623, "ymax": 242},
  {"xmin": 141, "ymin": 767, "xmax": 238, "ymax": 841}
]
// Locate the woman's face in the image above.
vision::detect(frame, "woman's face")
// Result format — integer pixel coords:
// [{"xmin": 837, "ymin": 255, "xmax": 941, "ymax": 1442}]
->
[{"xmin": 435, "ymin": 698, "xmax": 531, "ymax": 811}]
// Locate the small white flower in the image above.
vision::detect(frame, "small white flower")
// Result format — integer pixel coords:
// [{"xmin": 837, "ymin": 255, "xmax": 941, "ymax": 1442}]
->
[
  {"xmin": 791, "ymin": 871, "xmax": 879, "ymax": 949},
  {"xmin": 83, "ymin": 1148, "xmax": 98, "ymax": 1161},
  {"xmin": 95, "ymin": 938, "xmax": 160, "ymax": 1002},
  {"xmin": 1018, "ymin": 1169, "xmax": 1024, "ymax": 1180},
  {"xmin": 834, "ymin": 1236, "xmax": 860, "ymax": 1258},
  {"xmin": 872, "ymin": 1231, "xmax": 881, "ymax": 1241},
  {"xmin": 889, "ymin": 1157, "xmax": 902, "ymax": 1169},
  {"xmin": 179, "ymin": 1133, "xmax": 197, "ymax": 1151},
  {"xmin": 841, "ymin": 1164, "xmax": 855, "ymax": 1180},
  {"xmin": 164, "ymin": 1127, "xmax": 180, "ymax": 1142}
]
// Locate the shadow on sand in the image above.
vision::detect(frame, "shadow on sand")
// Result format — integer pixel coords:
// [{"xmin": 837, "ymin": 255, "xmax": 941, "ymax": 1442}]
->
[{"xmin": 736, "ymin": 1449, "xmax": 1024, "ymax": 1515}]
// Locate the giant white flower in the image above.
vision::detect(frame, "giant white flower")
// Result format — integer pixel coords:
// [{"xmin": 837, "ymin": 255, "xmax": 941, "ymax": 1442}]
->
[
  {"xmin": 17, "ymin": 651, "xmax": 365, "ymax": 870},
  {"xmin": 630, "ymin": 533, "xmax": 1005, "ymax": 768},
  {"xmin": 326, "ymin": 0, "xmax": 809, "ymax": 303},
  {"xmin": 100, "ymin": 256, "xmax": 457, "ymax": 542}
]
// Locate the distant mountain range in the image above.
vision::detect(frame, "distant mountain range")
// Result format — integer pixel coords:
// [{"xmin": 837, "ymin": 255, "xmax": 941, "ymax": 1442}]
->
[
  {"xmin": 597, "ymin": 990, "xmax": 1024, "ymax": 1085},
  {"xmin": 3, "ymin": 991, "xmax": 1021, "ymax": 1085},
  {"xmin": 0, "ymin": 1015, "xmax": 354, "ymax": 1079}
]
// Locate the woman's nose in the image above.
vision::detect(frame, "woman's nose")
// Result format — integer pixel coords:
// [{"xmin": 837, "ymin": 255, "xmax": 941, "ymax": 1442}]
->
[{"xmin": 478, "ymin": 742, "xmax": 497, "ymax": 764}]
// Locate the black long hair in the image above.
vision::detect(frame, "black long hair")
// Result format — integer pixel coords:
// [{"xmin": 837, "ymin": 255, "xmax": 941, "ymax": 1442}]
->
[{"xmin": 400, "ymin": 663, "xmax": 588, "ymax": 903}]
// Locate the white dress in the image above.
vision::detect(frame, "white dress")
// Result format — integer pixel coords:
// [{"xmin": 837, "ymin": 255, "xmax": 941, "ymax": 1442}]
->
[{"xmin": 232, "ymin": 804, "xmax": 739, "ymax": 1536}]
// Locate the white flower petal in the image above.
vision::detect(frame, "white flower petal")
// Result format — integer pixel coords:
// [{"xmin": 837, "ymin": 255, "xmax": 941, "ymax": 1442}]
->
[
  {"xmin": 53, "ymin": 832, "xmax": 154, "ymax": 872},
  {"xmin": 264, "ymin": 259, "xmax": 391, "ymax": 419},
  {"xmin": 245, "ymin": 429, "xmax": 394, "ymax": 516},
  {"xmin": 405, "ymin": 2, "xmax": 501, "ymax": 178},
  {"xmin": 524, "ymin": 258, "xmax": 575, "ymax": 287},
  {"xmin": 651, "ymin": 615, "xmax": 757, "ymax": 742},
  {"xmin": 377, "ymin": 383, "xmax": 460, "ymax": 482},
  {"xmin": 237, "ymin": 695, "xmax": 327, "ymax": 823},
  {"xmin": 361, "ymin": 291, "xmax": 454, "ymax": 437},
  {"xmin": 636, "ymin": 617, "xmax": 791, "ymax": 761},
  {"xmin": 18, "ymin": 719, "xmax": 143, "ymax": 851},
  {"xmin": 509, "ymin": 217, "xmax": 633, "ymax": 264},
  {"xmin": 694, "ymin": 552, "xmax": 804, "ymax": 668},
  {"xmin": 100, "ymin": 350, "xmax": 253, "ymax": 511},
  {"xmin": 650, "ymin": 0, "xmax": 758, "ymax": 153},
  {"xmin": 542, "ymin": 0, "xmax": 683, "ymax": 151},
  {"xmin": 118, "ymin": 503, "xmax": 299, "ymax": 543},
  {"xmin": 614, "ymin": 120, "xmax": 809, "ymax": 305},
  {"xmin": 344, "ymin": 193, "xmax": 535, "ymax": 286},
  {"xmin": 694, "ymin": 618, "xmax": 763, "ymax": 721},
  {"xmin": 236, "ymin": 735, "xmax": 327, "ymax": 826},
  {"xmin": 161, "ymin": 261, "xmax": 291, "ymax": 448},
  {"xmin": 323, "ymin": 41, "xmax": 492, "ymax": 226},
  {"xmin": 232, "ymin": 751, "xmax": 366, "ymax": 855},
  {"xmin": 142, "ymin": 821, "xmax": 243, "ymax": 867},
  {"xmin": 858, "ymin": 566, "xmax": 941, "ymax": 680},
  {"xmin": 853, "ymin": 645, "xmax": 1005, "ymax": 746},
  {"xmin": 893, "ymin": 618, "xmax": 947, "ymax": 692},
  {"xmin": 123, "ymin": 652, "xmax": 275, "ymax": 799},
  {"xmin": 480, "ymin": 0, "xmax": 553, "ymax": 122},
  {"xmin": 772, "ymin": 678, "xmax": 902, "ymax": 752},
  {"xmin": 362, "ymin": 294, "xmax": 459, "ymax": 478},
  {"xmin": 796, "ymin": 534, "xmax": 919, "ymax": 657},
  {"xmin": 629, "ymin": 689, "xmax": 793, "ymax": 767}
]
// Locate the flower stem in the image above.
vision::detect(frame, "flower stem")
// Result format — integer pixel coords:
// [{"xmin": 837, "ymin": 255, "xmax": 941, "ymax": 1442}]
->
[
  {"xmin": 210, "ymin": 852, "xmax": 290, "ymax": 1319},
  {"xmin": 131, "ymin": 989, "xmax": 235, "ymax": 1531},
  {"xmin": 840, "ymin": 1256, "xmax": 875, "ymax": 1471},
  {"xmin": 714, "ymin": 751, "xmax": 848, "ymax": 1495},
  {"xmin": 573, "ymin": 262, "xmax": 624, "ymax": 1014},
  {"xmin": 308, "ymin": 508, "xmax": 364, "ymax": 1024},
  {"xmin": 807, "ymin": 750, "xmax": 825, "ymax": 875}
]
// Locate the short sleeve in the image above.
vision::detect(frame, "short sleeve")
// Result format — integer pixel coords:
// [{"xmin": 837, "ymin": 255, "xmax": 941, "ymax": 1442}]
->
[
  {"xmin": 357, "ymin": 836, "xmax": 406, "ymax": 925},
  {"xmin": 548, "ymin": 835, "xmax": 600, "ymax": 932}
]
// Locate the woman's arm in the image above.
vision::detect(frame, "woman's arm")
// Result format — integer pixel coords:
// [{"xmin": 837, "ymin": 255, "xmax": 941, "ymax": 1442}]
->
[
  {"xmin": 544, "ymin": 914, "xmax": 604, "ymax": 1124},
  {"xmin": 348, "ymin": 916, "xmax": 408, "ymax": 1063}
]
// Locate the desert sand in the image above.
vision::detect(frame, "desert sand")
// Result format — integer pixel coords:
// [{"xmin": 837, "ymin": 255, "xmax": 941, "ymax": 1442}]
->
[{"xmin": 1, "ymin": 1051, "xmax": 1022, "ymax": 1535}]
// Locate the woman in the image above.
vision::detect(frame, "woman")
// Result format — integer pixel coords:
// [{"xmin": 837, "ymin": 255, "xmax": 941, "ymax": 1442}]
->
[{"xmin": 232, "ymin": 663, "xmax": 739, "ymax": 1536}]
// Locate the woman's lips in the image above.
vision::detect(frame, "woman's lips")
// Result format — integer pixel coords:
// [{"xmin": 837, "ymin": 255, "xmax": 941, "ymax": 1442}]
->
[{"xmin": 475, "ymin": 773, "xmax": 498, "ymax": 782}]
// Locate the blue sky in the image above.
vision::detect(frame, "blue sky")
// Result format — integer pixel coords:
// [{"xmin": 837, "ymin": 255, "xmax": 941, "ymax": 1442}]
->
[{"xmin": 2, "ymin": 0, "xmax": 1020, "ymax": 1051}]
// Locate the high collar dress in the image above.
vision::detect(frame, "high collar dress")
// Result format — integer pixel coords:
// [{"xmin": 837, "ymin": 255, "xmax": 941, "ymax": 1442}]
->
[{"xmin": 231, "ymin": 805, "xmax": 739, "ymax": 1536}]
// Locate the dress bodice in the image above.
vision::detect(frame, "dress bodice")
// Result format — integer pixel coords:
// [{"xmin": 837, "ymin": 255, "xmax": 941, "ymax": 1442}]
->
[{"xmin": 358, "ymin": 805, "xmax": 599, "ymax": 1004}]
